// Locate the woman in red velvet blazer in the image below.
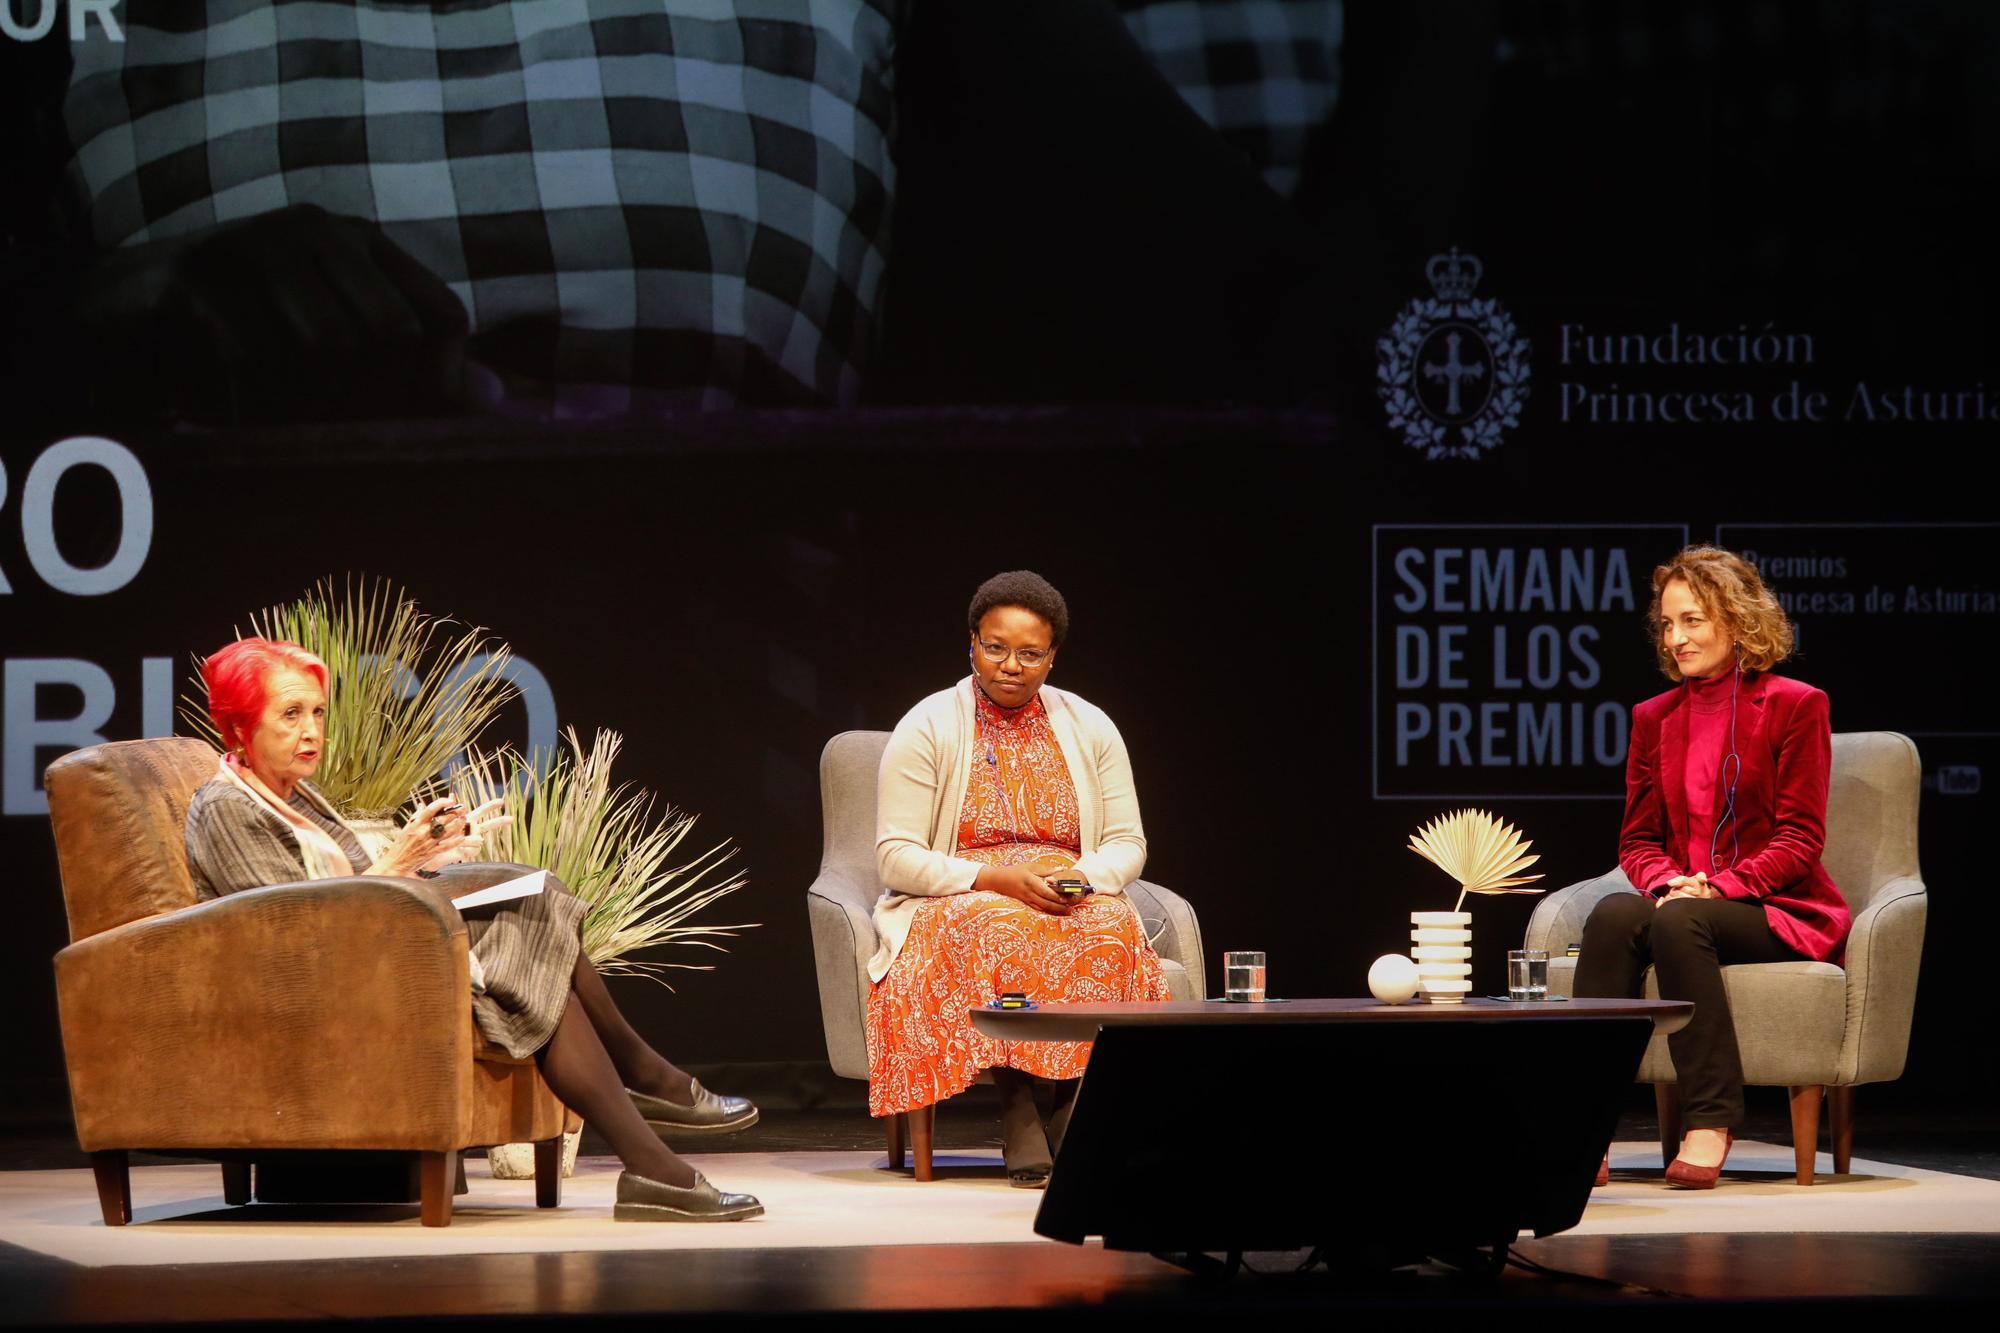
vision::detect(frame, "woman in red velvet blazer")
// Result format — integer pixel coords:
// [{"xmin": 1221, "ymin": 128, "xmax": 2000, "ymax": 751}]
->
[{"xmin": 1576, "ymin": 545, "xmax": 1851, "ymax": 1189}]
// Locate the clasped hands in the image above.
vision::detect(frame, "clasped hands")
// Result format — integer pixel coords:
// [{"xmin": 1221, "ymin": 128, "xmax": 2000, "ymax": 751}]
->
[
  {"xmin": 1658, "ymin": 872, "xmax": 1722, "ymax": 906},
  {"xmin": 368, "ymin": 795, "xmax": 512, "ymax": 879},
  {"xmin": 975, "ymin": 856, "xmax": 1090, "ymax": 916}
]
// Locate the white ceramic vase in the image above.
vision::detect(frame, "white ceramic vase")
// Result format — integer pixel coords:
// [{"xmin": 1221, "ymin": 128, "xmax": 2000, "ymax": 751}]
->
[
  {"xmin": 1409, "ymin": 910, "xmax": 1473, "ymax": 1003},
  {"xmin": 488, "ymin": 1129, "xmax": 582, "ymax": 1179}
]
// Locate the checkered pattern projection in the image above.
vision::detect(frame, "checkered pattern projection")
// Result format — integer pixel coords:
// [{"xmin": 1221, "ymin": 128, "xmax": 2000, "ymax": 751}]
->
[
  {"xmin": 57, "ymin": 0, "xmax": 899, "ymax": 413},
  {"xmin": 1122, "ymin": 0, "xmax": 1343, "ymax": 199}
]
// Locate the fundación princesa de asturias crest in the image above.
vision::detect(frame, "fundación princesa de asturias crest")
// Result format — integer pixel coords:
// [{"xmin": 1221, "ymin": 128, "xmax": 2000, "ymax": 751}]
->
[{"xmin": 1376, "ymin": 249, "xmax": 1531, "ymax": 459}]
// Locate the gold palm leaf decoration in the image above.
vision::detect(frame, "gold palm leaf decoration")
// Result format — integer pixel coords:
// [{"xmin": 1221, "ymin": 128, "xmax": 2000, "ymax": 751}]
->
[{"xmin": 1407, "ymin": 808, "xmax": 1546, "ymax": 913}]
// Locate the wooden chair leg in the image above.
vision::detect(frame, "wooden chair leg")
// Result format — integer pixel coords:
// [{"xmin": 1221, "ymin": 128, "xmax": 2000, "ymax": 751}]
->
[
  {"xmin": 221, "ymin": 1161, "xmax": 251, "ymax": 1206},
  {"xmin": 1654, "ymin": 1084, "xmax": 1683, "ymax": 1169},
  {"xmin": 911, "ymin": 1103, "xmax": 936, "ymax": 1182},
  {"xmin": 1788, "ymin": 1085, "xmax": 1822, "ymax": 1185},
  {"xmin": 533, "ymin": 1136, "xmax": 563, "ymax": 1208},
  {"xmin": 91, "ymin": 1151, "xmax": 131, "ymax": 1227},
  {"xmin": 419, "ymin": 1150, "xmax": 457, "ymax": 1226},
  {"xmin": 885, "ymin": 1112, "xmax": 906, "ymax": 1170},
  {"xmin": 1827, "ymin": 1085, "xmax": 1855, "ymax": 1176}
]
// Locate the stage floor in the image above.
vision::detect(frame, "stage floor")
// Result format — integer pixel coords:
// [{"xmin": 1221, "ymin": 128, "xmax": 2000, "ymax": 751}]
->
[{"xmin": 2, "ymin": 1103, "xmax": 1995, "ymax": 1324}]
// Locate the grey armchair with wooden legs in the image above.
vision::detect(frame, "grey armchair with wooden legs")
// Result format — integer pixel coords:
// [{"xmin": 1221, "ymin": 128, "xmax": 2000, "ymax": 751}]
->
[
  {"xmin": 1528, "ymin": 731, "xmax": 1928, "ymax": 1185},
  {"xmin": 807, "ymin": 729, "xmax": 1203, "ymax": 1179}
]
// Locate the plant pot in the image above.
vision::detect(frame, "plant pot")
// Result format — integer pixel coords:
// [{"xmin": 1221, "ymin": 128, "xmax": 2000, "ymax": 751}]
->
[
  {"xmin": 488, "ymin": 1128, "xmax": 582, "ymax": 1179},
  {"xmin": 1409, "ymin": 911, "xmax": 1473, "ymax": 1003},
  {"xmin": 345, "ymin": 816, "xmax": 396, "ymax": 860}
]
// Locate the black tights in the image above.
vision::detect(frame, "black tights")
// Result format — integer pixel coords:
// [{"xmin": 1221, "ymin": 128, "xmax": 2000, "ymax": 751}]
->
[
  {"xmin": 532, "ymin": 953, "xmax": 698, "ymax": 1187},
  {"xmin": 1573, "ymin": 894, "xmax": 1799, "ymax": 1129},
  {"xmin": 992, "ymin": 1069, "xmax": 1081, "ymax": 1168},
  {"xmin": 567, "ymin": 957, "xmax": 693, "ymax": 1104}
]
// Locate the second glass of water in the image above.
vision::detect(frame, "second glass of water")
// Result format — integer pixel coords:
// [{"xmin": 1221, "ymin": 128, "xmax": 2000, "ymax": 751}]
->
[
  {"xmin": 1507, "ymin": 948, "xmax": 1550, "ymax": 1001},
  {"xmin": 1224, "ymin": 950, "xmax": 1267, "ymax": 1003}
]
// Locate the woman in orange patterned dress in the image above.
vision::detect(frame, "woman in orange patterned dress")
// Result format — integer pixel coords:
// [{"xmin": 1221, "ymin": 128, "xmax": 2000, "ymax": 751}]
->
[{"xmin": 865, "ymin": 571, "xmax": 1170, "ymax": 1186}]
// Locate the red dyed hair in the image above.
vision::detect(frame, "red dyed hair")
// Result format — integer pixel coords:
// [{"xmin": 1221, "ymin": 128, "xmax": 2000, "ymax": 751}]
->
[{"xmin": 202, "ymin": 638, "xmax": 329, "ymax": 752}]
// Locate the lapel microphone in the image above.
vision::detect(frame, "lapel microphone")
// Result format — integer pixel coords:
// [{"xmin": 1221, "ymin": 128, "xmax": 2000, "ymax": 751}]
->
[{"xmin": 1710, "ymin": 650, "xmax": 1743, "ymax": 872}]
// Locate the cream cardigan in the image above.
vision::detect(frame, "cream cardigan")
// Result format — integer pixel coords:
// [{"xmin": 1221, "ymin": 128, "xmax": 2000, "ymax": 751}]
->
[{"xmin": 868, "ymin": 677, "xmax": 1147, "ymax": 982}]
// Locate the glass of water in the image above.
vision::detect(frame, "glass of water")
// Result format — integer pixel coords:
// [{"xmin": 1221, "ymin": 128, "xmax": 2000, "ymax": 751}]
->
[
  {"xmin": 1224, "ymin": 951, "xmax": 1267, "ymax": 1003},
  {"xmin": 1507, "ymin": 948, "xmax": 1550, "ymax": 1001}
]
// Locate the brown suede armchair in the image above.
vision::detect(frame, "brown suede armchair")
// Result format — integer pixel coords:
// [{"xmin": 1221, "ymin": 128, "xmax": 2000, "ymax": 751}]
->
[{"xmin": 48, "ymin": 737, "xmax": 571, "ymax": 1227}]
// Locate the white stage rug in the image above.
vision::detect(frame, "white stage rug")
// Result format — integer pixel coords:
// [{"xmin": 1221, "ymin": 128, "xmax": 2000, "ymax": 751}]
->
[
  {"xmin": 3, "ymin": 1148, "xmax": 1037, "ymax": 1268},
  {"xmin": 1574, "ymin": 1137, "xmax": 2000, "ymax": 1237},
  {"xmin": 2, "ymin": 1140, "xmax": 1995, "ymax": 1269}
]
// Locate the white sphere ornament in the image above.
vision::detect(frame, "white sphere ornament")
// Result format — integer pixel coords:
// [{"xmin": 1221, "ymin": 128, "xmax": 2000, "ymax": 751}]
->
[{"xmin": 1368, "ymin": 953, "xmax": 1421, "ymax": 1005}]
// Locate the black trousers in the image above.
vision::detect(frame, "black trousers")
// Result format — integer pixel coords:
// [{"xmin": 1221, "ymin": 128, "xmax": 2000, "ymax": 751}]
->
[{"xmin": 1573, "ymin": 894, "xmax": 1800, "ymax": 1130}]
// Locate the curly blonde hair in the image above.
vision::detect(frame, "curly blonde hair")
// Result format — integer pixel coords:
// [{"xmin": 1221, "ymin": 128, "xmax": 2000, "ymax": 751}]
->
[{"xmin": 1647, "ymin": 545, "xmax": 1795, "ymax": 680}]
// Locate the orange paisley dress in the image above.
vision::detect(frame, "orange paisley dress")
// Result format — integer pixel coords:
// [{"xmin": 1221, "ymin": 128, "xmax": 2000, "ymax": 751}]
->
[{"xmin": 865, "ymin": 687, "xmax": 1171, "ymax": 1117}]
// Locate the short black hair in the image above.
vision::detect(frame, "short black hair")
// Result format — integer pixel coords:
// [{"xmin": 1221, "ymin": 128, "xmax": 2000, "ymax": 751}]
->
[{"xmin": 968, "ymin": 570, "xmax": 1070, "ymax": 646}]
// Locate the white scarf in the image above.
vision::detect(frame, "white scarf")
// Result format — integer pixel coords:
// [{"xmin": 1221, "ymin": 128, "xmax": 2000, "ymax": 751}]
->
[{"xmin": 217, "ymin": 753, "xmax": 358, "ymax": 880}]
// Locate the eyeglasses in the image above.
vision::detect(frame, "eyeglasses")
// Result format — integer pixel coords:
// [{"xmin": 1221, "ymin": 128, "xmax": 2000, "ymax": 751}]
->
[{"xmin": 975, "ymin": 639, "xmax": 1053, "ymax": 668}]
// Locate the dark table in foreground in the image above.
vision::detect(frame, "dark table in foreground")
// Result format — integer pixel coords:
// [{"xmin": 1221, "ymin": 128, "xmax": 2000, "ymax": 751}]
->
[
  {"xmin": 971, "ymin": 997, "xmax": 1692, "ymax": 1043},
  {"xmin": 989, "ymin": 997, "xmax": 1693, "ymax": 1263}
]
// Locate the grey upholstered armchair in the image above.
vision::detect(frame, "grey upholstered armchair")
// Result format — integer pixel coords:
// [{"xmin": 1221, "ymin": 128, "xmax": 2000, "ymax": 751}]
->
[
  {"xmin": 1527, "ymin": 731, "xmax": 1928, "ymax": 1185},
  {"xmin": 807, "ymin": 729, "xmax": 1203, "ymax": 1179}
]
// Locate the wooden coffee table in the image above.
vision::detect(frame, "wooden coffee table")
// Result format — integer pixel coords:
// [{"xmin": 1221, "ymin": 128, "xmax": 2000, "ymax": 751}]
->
[{"xmin": 971, "ymin": 996, "xmax": 1691, "ymax": 1042}]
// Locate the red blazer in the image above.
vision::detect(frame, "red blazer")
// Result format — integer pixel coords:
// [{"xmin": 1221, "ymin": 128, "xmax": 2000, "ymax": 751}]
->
[{"xmin": 1618, "ymin": 672, "xmax": 1851, "ymax": 963}]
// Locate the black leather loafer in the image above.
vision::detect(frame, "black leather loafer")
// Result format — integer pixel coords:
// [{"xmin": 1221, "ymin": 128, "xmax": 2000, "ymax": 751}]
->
[
  {"xmin": 614, "ymin": 1170, "xmax": 764, "ymax": 1222},
  {"xmin": 628, "ymin": 1080, "xmax": 760, "ymax": 1134},
  {"xmin": 1006, "ymin": 1165, "xmax": 1051, "ymax": 1190}
]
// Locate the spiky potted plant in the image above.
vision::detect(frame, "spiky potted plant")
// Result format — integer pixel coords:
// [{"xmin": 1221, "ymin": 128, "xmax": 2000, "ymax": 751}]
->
[
  {"xmin": 451, "ymin": 728, "xmax": 756, "ymax": 1175},
  {"xmin": 184, "ymin": 576, "xmax": 517, "ymax": 846}
]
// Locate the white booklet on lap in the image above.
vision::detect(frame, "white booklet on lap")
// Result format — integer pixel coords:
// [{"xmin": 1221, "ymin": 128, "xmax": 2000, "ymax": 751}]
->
[{"xmin": 450, "ymin": 868, "xmax": 546, "ymax": 910}]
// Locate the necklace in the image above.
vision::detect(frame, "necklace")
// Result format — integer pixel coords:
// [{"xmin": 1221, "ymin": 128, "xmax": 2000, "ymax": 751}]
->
[{"xmin": 974, "ymin": 685, "xmax": 1039, "ymax": 847}]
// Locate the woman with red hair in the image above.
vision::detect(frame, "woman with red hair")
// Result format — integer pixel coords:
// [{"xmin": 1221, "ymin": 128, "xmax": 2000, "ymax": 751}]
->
[{"xmin": 185, "ymin": 637, "xmax": 762, "ymax": 1223}]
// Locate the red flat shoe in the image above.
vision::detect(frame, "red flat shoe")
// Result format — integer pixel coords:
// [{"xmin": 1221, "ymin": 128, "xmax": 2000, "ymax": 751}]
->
[
  {"xmin": 1594, "ymin": 1156, "xmax": 1610, "ymax": 1187},
  {"xmin": 1664, "ymin": 1130, "xmax": 1735, "ymax": 1189}
]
